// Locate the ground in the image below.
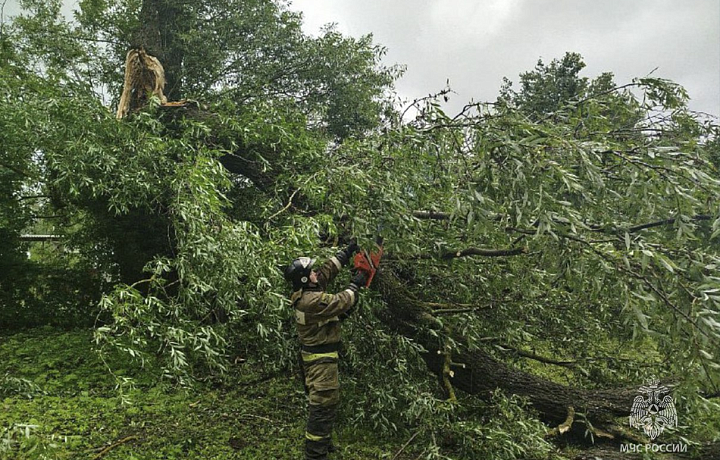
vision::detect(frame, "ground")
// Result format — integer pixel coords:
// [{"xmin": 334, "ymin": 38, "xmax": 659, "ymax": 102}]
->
[
  {"xmin": 0, "ymin": 328, "xmax": 417, "ymax": 460},
  {"xmin": 3, "ymin": 329, "xmax": 716, "ymax": 460}
]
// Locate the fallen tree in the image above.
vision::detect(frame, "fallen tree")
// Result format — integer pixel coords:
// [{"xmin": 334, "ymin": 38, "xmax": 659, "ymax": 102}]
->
[
  {"xmin": 7, "ymin": 2, "xmax": 720, "ymax": 459},
  {"xmin": 112, "ymin": 43, "xmax": 720, "ymax": 452},
  {"xmin": 374, "ymin": 270, "xmax": 633, "ymax": 429},
  {"xmin": 374, "ymin": 269, "xmax": 720, "ymax": 456}
]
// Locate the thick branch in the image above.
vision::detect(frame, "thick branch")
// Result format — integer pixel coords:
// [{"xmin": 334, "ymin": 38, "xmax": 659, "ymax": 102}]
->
[
  {"xmin": 497, "ymin": 344, "xmax": 578, "ymax": 368},
  {"xmin": 19, "ymin": 234, "xmax": 62, "ymax": 242},
  {"xmin": 387, "ymin": 246, "xmax": 527, "ymax": 261},
  {"xmin": 374, "ymin": 270, "xmax": 636, "ymax": 426},
  {"xmin": 413, "ymin": 210, "xmax": 451, "ymax": 220},
  {"xmin": 154, "ymin": 103, "xmax": 279, "ymax": 191},
  {"xmin": 441, "ymin": 246, "xmax": 527, "ymax": 259},
  {"xmin": 413, "ymin": 210, "xmax": 504, "ymax": 222},
  {"xmin": 624, "ymin": 214, "xmax": 712, "ymax": 233},
  {"xmin": 0, "ymin": 161, "xmax": 33, "ymax": 179}
]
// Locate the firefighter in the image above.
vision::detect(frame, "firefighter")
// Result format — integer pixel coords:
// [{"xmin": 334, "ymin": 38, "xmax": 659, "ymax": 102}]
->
[{"xmin": 284, "ymin": 243, "xmax": 368, "ymax": 460}]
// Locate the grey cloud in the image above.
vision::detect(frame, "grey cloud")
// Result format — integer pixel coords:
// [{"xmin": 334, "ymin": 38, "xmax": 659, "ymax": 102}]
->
[
  {"xmin": 292, "ymin": 0, "xmax": 719, "ymax": 116},
  {"xmin": 3, "ymin": 0, "xmax": 717, "ymax": 115}
]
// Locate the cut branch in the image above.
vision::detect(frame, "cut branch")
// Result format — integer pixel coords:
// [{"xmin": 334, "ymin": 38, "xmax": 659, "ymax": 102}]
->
[{"xmin": 546, "ymin": 406, "xmax": 575, "ymax": 437}]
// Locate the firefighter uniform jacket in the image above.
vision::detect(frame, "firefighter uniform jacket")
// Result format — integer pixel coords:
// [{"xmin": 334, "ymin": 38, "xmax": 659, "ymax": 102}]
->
[{"xmin": 291, "ymin": 255, "xmax": 357, "ymax": 349}]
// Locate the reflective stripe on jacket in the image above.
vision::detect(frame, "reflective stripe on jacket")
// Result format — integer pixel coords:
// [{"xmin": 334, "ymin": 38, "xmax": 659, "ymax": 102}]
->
[{"xmin": 292, "ymin": 256, "xmax": 356, "ymax": 347}]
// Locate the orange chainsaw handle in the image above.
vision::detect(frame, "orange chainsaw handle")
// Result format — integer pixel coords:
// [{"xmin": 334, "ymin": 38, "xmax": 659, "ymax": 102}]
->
[{"xmin": 352, "ymin": 236, "xmax": 384, "ymax": 287}]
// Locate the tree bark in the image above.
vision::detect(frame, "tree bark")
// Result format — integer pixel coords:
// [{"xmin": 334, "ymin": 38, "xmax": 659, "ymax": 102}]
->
[
  {"xmin": 134, "ymin": 0, "xmax": 184, "ymax": 100},
  {"xmin": 373, "ymin": 270, "xmax": 635, "ymax": 428}
]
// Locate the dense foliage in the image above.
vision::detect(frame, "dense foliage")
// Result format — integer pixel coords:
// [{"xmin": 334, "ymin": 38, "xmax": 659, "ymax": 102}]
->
[{"xmin": 2, "ymin": 0, "xmax": 719, "ymax": 458}]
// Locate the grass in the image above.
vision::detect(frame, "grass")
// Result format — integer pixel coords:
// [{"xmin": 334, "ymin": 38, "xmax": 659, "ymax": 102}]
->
[
  {"xmin": 4, "ymin": 328, "xmax": 717, "ymax": 460},
  {"xmin": 0, "ymin": 328, "xmax": 415, "ymax": 460}
]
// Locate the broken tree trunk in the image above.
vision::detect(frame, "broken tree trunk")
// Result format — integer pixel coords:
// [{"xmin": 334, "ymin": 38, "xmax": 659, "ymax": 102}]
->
[
  {"xmin": 116, "ymin": 48, "xmax": 167, "ymax": 119},
  {"xmin": 373, "ymin": 270, "xmax": 635, "ymax": 429},
  {"xmin": 422, "ymin": 343, "xmax": 635, "ymax": 425}
]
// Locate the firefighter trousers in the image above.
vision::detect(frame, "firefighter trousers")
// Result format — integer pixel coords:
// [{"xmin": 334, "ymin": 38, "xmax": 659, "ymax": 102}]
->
[{"xmin": 301, "ymin": 351, "xmax": 339, "ymax": 460}]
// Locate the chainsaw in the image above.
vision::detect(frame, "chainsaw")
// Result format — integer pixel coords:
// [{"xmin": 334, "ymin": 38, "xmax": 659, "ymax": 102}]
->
[{"xmin": 352, "ymin": 234, "xmax": 384, "ymax": 287}]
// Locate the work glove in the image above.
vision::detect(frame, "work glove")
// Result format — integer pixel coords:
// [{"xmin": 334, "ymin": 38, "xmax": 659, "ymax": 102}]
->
[
  {"xmin": 345, "ymin": 241, "xmax": 360, "ymax": 255},
  {"xmin": 342, "ymin": 269, "xmax": 368, "ymax": 321},
  {"xmin": 336, "ymin": 241, "xmax": 360, "ymax": 267},
  {"xmin": 349, "ymin": 269, "xmax": 369, "ymax": 291}
]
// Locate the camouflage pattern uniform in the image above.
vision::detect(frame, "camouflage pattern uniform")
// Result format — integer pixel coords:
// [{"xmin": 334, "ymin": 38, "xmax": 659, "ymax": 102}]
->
[{"xmin": 291, "ymin": 255, "xmax": 358, "ymax": 460}]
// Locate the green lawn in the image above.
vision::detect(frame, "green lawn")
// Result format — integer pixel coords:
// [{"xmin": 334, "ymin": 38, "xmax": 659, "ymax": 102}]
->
[
  {"xmin": 5, "ymin": 328, "xmax": 717, "ymax": 459},
  {"xmin": 0, "ymin": 328, "xmax": 412, "ymax": 459}
]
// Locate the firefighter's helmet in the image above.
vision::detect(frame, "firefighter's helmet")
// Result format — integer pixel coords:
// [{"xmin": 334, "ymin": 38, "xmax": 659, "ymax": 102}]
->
[{"xmin": 284, "ymin": 257, "xmax": 316, "ymax": 289}]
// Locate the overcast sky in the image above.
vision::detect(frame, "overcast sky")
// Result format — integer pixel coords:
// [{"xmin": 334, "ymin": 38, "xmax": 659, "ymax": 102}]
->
[
  {"xmin": 3, "ymin": 0, "xmax": 718, "ymax": 117},
  {"xmin": 290, "ymin": 0, "xmax": 720, "ymax": 117}
]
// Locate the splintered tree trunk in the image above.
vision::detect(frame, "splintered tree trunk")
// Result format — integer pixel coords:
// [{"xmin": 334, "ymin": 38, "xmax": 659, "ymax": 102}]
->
[{"xmin": 373, "ymin": 270, "xmax": 634, "ymax": 427}]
